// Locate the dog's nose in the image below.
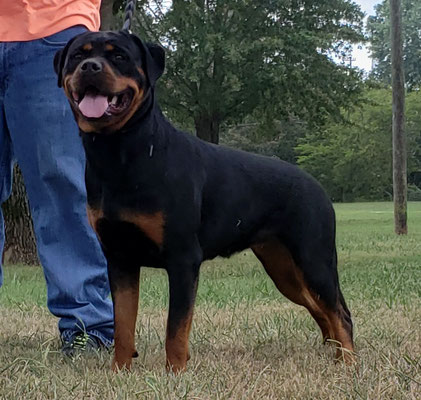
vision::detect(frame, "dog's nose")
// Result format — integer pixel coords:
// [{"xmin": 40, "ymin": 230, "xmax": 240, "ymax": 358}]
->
[{"xmin": 80, "ymin": 59, "xmax": 103, "ymax": 73}]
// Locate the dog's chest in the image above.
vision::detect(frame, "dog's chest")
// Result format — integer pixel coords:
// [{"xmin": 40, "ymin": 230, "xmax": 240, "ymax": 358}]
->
[{"xmin": 87, "ymin": 206, "xmax": 165, "ymax": 266}]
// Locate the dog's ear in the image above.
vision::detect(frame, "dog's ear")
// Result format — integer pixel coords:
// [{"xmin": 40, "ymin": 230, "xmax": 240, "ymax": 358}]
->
[
  {"xmin": 53, "ymin": 36, "xmax": 77, "ymax": 87},
  {"xmin": 130, "ymin": 34, "xmax": 165, "ymax": 86},
  {"xmin": 145, "ymin": 43, "xmax": 165, "ymax": 85}
]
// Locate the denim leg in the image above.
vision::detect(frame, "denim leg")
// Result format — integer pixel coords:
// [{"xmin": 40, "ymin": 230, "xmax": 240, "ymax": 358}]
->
[{"xmin": 2, "ymin": 28, "xmax": 114, "ymax": 345}]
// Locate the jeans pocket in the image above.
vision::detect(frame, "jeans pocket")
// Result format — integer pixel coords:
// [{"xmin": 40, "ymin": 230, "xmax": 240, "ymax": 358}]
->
[{"xmin": 41, "ymin": 25, "xmax": 87, "ymax": 47}]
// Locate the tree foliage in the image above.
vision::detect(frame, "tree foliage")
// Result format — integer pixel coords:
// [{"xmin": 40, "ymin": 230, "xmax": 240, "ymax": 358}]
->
[
  {"xmin": 221, "ymin": 116, "xmax": 307, "ymax": 164},
  {"xmin": 297, "ymin": 87, "xmax": 421, "ymax": 201},
  {"xmin": 367, "ymin": 0, "xmax": 421, "ymax": 90},
  {"xmin": 133, "ymin": 0, "xmax": 365, "ymax": 143}
]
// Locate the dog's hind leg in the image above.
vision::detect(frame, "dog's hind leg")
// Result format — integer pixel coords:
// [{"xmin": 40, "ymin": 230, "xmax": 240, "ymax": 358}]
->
[{"xmin": 251, "ymin": 237, "xmax": 354, "ymax": 362}]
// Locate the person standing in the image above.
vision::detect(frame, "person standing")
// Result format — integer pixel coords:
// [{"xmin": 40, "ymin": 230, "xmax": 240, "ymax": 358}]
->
[{"xmin": 0, "ymin": 1, "xmax": 114, "ymax": 354}]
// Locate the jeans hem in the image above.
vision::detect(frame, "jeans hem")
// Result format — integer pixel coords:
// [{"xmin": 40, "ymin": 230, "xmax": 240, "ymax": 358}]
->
[{"xmin": 61, "ymin": 328, "xmax": 114, "ymax": 347}]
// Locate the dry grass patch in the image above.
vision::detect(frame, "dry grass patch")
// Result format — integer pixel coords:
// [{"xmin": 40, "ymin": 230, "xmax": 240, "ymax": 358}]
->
[{"xmin": 1, "ymin": 299, "xmax": 419, "ymax": 399}]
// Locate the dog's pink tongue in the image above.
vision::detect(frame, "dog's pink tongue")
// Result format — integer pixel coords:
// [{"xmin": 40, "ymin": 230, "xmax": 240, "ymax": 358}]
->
[{"xmin": 78, "ymin": 94, "xmax": 108, "ymax": 118}]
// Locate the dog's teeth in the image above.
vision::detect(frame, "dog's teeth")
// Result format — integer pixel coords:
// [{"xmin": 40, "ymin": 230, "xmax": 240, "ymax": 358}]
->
[{"xmin": 111, "ymin": 95, "xmax": 118, "ymax": 105}]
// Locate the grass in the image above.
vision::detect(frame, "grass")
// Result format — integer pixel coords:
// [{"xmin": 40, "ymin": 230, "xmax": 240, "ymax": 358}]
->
[{"xmin": 0, "ymin": 202, "xmax": 420, "ymax": 399}]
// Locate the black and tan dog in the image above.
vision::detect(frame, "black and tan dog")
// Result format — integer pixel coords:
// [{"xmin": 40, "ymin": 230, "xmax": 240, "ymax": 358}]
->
[{"xmin": 54, "ymin": 30, "xmax": 354, "ymax": 372}]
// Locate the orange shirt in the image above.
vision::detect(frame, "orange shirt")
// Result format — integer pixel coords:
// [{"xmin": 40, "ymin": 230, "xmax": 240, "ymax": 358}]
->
[{"xmin": 0, "ymin": 1, "xmax": 101, "ymax": 42}]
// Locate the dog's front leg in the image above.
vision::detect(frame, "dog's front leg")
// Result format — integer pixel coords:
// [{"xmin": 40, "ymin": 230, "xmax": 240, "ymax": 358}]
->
[
  {"xmin": 107, "ymin": 258, "xmax": 140, "ymax": 371},
  {"xmin": 165, "ymin": 253, "xmax": 201, "ymax": 373}
]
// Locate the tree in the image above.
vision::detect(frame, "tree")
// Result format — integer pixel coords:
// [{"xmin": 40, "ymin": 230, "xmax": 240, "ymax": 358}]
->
[
  {"xmin": 221, "ymin": 115, "xmax": 307, "ymax": 164},
  {"xmin": 100, "ymin": 0, "xmax": 128, "ymax": 30},
  {"xmin": 297, "ymin": 89, "xmax": 393, "ymax": 201},
  {"xmin": 297, "ymin": 87, "xmax": 421, "ymax": 202},
  {"xmin": 367, "ymin": 0, "xmax": 421, "ymax": 90},
  {"xmin": 100, "ymin": 0, "xmax": 118, "ymax": 30},
  {"xmin": 390, "ymin": 0, "xmax": 407, "ymax": 235},
  {"xmin": 135, "ymin": 0, "xmax": 365, "ymax": 143},
  {"xmin": 3, "ymin": 167, "xmax": 38, "ymax": 265}
]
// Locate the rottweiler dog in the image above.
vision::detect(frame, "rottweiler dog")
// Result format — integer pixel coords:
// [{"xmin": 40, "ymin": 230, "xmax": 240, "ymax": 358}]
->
[{"xmin": 54, "ymin": 30, "xmax": 354, "ymax": 372}]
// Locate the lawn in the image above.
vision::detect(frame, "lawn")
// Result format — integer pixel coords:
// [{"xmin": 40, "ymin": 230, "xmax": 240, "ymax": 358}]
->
[{"xmin": 0, "ymin": 202, "xmax": 420, "ymax": 399}]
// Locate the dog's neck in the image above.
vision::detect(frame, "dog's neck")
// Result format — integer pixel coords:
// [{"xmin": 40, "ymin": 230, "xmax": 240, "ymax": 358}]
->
[{"xmin": 80, "ymin": 89, "xmax": 170, "ymax": 176}]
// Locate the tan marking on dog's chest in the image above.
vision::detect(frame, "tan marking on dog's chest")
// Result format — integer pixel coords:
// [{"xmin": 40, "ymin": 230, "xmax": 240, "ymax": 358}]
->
[
  {"xmin": 86, "ymin": 206, "xmax": 104, "ymax": 235},
  {"xmin": 119, "ymin": 211, "xmax": 165, "ymax": 247}
]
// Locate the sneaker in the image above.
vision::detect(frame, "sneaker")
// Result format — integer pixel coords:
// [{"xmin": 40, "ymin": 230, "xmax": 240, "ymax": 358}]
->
[{"xmin": 61, "ymin": 332, "xmax": 106, "ymax": 357}]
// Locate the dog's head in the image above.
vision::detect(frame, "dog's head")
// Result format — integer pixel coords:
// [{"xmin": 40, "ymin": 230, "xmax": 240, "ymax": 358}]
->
[{"xmin": 54, "ymin": 31, "xmax": 165, "ymax": 133}]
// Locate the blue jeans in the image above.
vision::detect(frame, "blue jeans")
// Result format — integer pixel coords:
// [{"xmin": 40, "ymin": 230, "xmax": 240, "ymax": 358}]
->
[{"xmin": 0, "ymin": 26, "xmax": 114, "ymax": 346}]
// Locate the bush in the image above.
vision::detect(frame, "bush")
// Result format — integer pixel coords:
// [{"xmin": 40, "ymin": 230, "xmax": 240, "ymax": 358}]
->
[{"xmin": 407, "ymin": 184, "xmax": 421, "ymax": 201}]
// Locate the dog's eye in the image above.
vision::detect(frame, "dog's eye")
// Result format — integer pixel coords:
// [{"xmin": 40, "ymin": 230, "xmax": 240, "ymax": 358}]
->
[
  {"xmin": 73, "ymin": 53, "xmax": 83, "ymax": 61},
  {"xmin": 114, "ymin": 54, "xmax": 126, "ymax": 61}
]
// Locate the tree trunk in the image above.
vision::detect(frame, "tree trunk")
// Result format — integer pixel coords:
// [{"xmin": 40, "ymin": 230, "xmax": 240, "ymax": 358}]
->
[
  {"xmin": 100, "ymin": 0, "xmax": 116, "ymax": 31},
  {"xmin": 390, "ymin": 0, "xmax": 407, "ymax": 235},
  {"xmin": 3, "ymin": 165, "xmax": 39, "ymax": 265},
  {"xmin": 194, "ymin": 114, "xmax": 221, "ymax": 144}
]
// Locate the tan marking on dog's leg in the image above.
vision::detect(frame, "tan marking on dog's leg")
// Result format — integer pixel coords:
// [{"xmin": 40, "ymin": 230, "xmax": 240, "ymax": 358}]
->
[
  {"xmin": 165, "ymin": 310, "xmax": 194, "ymax": 374},
  {"xmin": 112, "ymin": 282, "xmax": 140, "ymax": 371},
  {"xmin": 252, "ymin": 238, "xmax": 354, "ymax": 362}
]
